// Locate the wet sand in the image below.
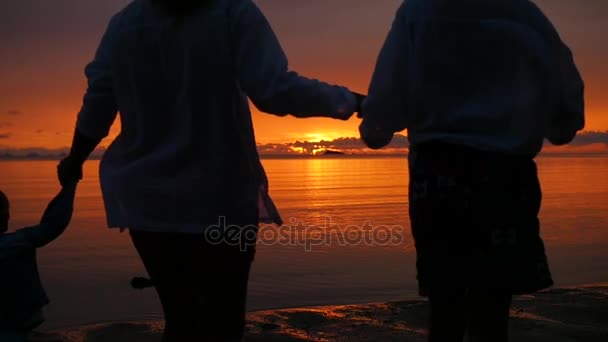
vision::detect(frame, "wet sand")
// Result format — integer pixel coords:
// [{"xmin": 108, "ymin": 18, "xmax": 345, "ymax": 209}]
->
[{"xmin": 49, "ymin": 286, "xmax": 608, "ymax": 342}]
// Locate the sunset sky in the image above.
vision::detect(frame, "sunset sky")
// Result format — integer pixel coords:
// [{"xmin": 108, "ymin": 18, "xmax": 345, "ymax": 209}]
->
[{"xmin": 0, "ymin": 0, "xmax": 607, "ymax": 151}]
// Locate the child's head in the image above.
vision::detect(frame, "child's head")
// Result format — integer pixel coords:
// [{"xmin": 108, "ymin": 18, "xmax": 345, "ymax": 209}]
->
[{"xmin": 0, "ymin": 190, "xmax": 9, "ymax": 233}]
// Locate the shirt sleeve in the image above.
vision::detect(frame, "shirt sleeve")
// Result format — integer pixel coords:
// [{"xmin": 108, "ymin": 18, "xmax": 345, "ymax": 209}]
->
[
  {"xmin": 17, "ymin": 183, "xmax": 77, "ymax": 249},
  {"xmin": 76, "ymin": 13, "xmax": 122, "ymax": 140},
  {"xmin": 360, "ymin": 1, "xmax": 411, "ymax": 149},
  {"xmin": 545, "ymin": 44, "xmax": 585, "ymax": 145},
  {"xmin": 515, "ymin": 1, "xmax": 585, "ymax": 145},
  {"xmin": 231, "ymin": 0, "xmax": 357, "ymax": 120}
]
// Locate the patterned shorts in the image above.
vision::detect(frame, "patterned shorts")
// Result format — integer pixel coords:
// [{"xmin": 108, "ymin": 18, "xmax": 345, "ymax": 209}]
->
[{"xmin": 408, "ymin": 143, "xmax": 553, "ymax": 296}]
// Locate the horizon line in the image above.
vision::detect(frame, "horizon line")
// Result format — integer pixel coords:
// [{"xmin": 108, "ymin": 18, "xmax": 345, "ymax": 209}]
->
[
  {"xmin": 1, "ymin": 151, "xmax": 608, "ymax": 162},
  {"xmin": 1, "ymin": 131, "xmax": 607, "ymax": 159}
]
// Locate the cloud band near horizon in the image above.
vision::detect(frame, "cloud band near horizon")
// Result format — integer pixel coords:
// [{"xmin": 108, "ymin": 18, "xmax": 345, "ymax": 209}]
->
[{"xmin": 0, "ymin": 131, "xmax": 607, "ymax": 158}]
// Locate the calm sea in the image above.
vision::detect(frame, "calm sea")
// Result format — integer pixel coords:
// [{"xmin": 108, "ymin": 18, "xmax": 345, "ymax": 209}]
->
[{"xmin": 1, "ymin": 156, "xmax": 608, "ymax": 329}]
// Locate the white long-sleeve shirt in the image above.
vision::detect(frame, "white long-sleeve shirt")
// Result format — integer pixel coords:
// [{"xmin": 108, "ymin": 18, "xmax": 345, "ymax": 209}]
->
[
  {"xmin": 361, "ymin": 0, "xmax": 585, "ymax": 155},
  {"xmin": 76, "ymin": 0, "xmax": 357, "ymax": 232}
]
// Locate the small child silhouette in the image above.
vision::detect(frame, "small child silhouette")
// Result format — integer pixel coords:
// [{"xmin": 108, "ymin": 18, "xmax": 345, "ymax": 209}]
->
[{"xmin": 0, "ymin": 182, "xmax": 77, "ymax": 341}]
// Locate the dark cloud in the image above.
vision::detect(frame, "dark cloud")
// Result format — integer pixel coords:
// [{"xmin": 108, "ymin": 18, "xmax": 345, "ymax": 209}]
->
[
  {"xmin": 294, "ymin": 135, "xmax": 408, "ymax": 151},
  {"xmin": 257, "ymin": 134, "xmax": 410, "ymax": 155},
  {"xmin": 569, "ymin": 131, "xmax": 608, "ymax": 146},
  {"xmin": 257, "ymin": 132, "xmax": 608, "ymax": 156},
  {"xmin": 257, "ymin": 144, "xmax": 296, "ymax": 156},
  {"xmin": 6, "ymin": 110, "xmax": 22, "ymax": 116},
  {"xmin": 0, "ymin": 133, "xmax": 11, "ymax": 139},
  {"xmin": 36, "ymin": 129, "xmax": 44, "ymax": 134},
  {"xmin": 291, "ymin": 137, "xmax": 367, "ymax": 151},
  {"xmin": 0, "ymin": 147, "xmax": 105, "ymax": 159},
  {"xmin": 0, "ymin": 122, "xmax": 13, "ymax": 128}
]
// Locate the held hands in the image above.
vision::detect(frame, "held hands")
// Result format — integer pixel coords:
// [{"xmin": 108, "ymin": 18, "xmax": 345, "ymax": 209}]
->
[
  {"xmin": 353, "ymin": 92, "xmax": 366, "ymax": 119},
  {"xmin": 57, "ymin": 156, "xmax": 84, "ymax": 188},
  {"xmin": 348, "ymin": 91, "xmax": 394, "ymax": 149},
  {"xmin": 57, "ymin": 128, "xmax": 102, "ymax": 187},
  {"xmin": 334, "ymin": 91, "xmax": 367, "ymax": 121},
  {"xmin": 354, "ymin": 93, "xmax": 394, "ymax": 149}
]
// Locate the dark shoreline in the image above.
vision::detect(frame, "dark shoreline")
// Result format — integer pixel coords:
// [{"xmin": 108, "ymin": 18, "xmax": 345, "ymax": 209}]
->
[{"xmin": 51, "ymin": 285, "xmax": 608, "ymax": 342}]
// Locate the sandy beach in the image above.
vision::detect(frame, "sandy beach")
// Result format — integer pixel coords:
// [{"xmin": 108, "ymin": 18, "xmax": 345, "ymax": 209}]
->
[{"xmin": 47, "ymin": 285, "xmax": 608, "ymax": 342}]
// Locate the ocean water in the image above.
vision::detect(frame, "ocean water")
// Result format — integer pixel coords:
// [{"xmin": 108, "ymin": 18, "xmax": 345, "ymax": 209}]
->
[{"xmin": 1, "ymin": 156, "xmax": 607, "ymax": 329}]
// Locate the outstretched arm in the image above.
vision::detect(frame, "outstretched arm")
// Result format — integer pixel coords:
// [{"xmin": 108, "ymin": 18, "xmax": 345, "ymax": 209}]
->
[
  {"xmin": 360, "ymin": 2, "xmax": 411, "ymax": 149},
  {"xmin": 58, "ymin": 14, "xmax": 121, "ymax": 186},
  {"xmin": 18, "ymin": 183, "xmax": 77, "ymax": 248},
  {"xmin": 232, "ymin": 0, "xmax": 359, "ymax": 120}
]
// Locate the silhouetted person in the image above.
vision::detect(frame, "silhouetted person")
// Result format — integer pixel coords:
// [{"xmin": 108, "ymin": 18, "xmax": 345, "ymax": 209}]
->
[
  {"xmin": 0, "ymin": 184, "xmax": 76, "ymax": 341},
  {"xmin": 360, "ymin": 0, "xmax": 584, "ymax": 341},
  {"xmin": 57, "ymin": 0, "xmax": 363, "ymax": 341}
]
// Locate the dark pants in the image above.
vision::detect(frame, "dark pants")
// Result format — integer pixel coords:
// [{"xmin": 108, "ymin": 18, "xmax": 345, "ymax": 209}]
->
[
  {"xmin": 130, "ymin": 225, "xmax": 256, "ymax": 342},
  {"xmin": 429, "ymin": 286, "xmax": 512, "ymax": 342},
  {"xmin": 409, "ymin": 142, "xmax": 553, "ymax": 342}
]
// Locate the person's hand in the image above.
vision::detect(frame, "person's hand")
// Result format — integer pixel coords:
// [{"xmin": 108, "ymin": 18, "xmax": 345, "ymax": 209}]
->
[
  {"xmin": 57, "ymin": 156, "xmax": 84, "ymax": 187},
  {"xmin": 352, "ymin": 92, "xmax": 366, "ymax": 118},
  {"xmin": 334, "ymin": 92, "xmax": 367, "ymax": 121},
  {"xmin": 359, "ymin": 120, "xmax": 394, "ymax": 150}
]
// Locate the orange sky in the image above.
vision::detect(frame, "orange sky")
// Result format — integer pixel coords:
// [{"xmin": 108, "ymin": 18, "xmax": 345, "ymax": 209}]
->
[{"xmin": 0, "ymin": 0, "xmax": 607, "ymax": 150}]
